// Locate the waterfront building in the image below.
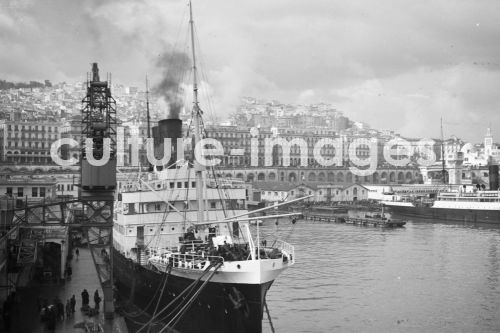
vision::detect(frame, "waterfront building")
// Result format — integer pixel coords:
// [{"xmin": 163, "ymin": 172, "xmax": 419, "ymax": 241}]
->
[
  {"xmin": 60, "ymin": 115, "xmax": 83, "ymax": 162},
  {"xmin": 204, "ymin": 124, "xmax": 390, "ymax": 168},
  {"xmin": 286, "ymin": 182, "xmax": 369, "ymax": 202},
  {"xmin": 0, "ymin": 119, "xmax": 5, "ymax": 161},
  {"xmin": 54, "ymin": 174, "xmax": 79, "ymax": 199},
  {"xmin": 0, "ymin": 111, "xmax": 63, "ymax": 165},
  {"xmin": 253, "ymin": 182, "xmax": 296, "ymax": 203},
  {"xmin": 0, "ymin": 176, "xmax": 57, "ymax": 207}
]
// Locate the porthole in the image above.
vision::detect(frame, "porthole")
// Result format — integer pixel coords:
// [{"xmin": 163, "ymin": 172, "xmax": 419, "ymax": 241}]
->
[
  {"xmin": 171, "ymin": 227, "xmax": 175, "ymax": 231},
  {"xmin": 237, "ymin": 264, "xmax": 241, "ymax": 269}
]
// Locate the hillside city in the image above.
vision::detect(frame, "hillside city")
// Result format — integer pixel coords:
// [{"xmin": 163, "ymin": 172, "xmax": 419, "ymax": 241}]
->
[{"xmin": 0, "ymin": 79, "xmax": 498, "ymax": 206}]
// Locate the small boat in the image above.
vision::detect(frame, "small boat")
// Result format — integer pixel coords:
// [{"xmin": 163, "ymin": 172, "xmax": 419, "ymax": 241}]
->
[
  {"xmin": 249, "ymin": 219, "xmax": 264, "ymax": 226},
  {"xmin": 345, "ymin": 206, "xmax": 406, "ymax": 228},
  {"xmin": 344, "ymin": 215, "xmax": 406, "ymax": 227}
]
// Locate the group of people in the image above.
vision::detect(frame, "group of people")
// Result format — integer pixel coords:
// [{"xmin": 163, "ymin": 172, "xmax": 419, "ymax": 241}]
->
[
  {"xmin": 39, "ymin": 295, "xmax": 76, "ymax": 332},
  {"xmin": 39, "ymin": 289, "xmax": 102, "ymax": 332},
  {"xmin": 81, "ymin": 289, "xmax": 102, "ymax": 311}
]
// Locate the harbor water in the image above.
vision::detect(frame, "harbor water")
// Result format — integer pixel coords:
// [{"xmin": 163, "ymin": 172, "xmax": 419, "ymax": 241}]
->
[{"xmin": 263, "ymin": 217, "xmax": 500, "ymax": 332}]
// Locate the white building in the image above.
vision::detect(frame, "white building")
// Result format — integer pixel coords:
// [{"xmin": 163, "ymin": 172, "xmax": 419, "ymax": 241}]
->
[
  {"xmin": 287, "ymin": 182, "xmax": 369, "ymax": 202},
  {"xmin": 253, "ymin": 182, "xmax": 295, "ymax": 203}
]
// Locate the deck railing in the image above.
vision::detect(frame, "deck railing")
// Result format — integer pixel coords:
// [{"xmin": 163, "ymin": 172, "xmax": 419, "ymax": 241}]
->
[
  {"xmin": 149, "ymin": 252, "xmax": 224, "ymax": 271},
  {"xmin": 267, "ymin": 239, "xmax": 295, "ymax": 264}
]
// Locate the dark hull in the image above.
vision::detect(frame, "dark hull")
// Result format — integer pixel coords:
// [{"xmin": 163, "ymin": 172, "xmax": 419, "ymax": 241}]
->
[
  {"xmin": 384, "ymin": 205, "xmax": 500, "ymax": 224},
  {"xmin": 113, "ymin": 249, "xmax": 272, "ymax": 333}
]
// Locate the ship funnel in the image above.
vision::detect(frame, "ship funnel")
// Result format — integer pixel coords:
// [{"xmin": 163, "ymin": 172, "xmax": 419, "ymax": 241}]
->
[
  {"xmin": 152, "ymin": 126, "xmax": 159, "ymax": 149},
  {"xmin": 156, "ymin": 119, "xmax": 183, "ymax": 169},
  {"xmin": 488, "ymin": 160, "xmax": 499, "ymax": 190},
  {"xmin": 159, "ymin": 118, "xmax": 182, "ymax": 140}
]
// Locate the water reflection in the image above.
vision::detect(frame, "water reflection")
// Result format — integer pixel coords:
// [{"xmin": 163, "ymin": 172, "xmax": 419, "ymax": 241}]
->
[{"xmin": 263, "ymin": 218, "xmax": 500, "ymax": 332}]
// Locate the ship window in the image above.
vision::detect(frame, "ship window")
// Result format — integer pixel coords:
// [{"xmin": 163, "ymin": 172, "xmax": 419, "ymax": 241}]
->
[
  {"xmin": 169, "ymin": 182, "xmax": 174, "ymax": 189},
  {"xmin": 161, "ymin": 228, "xmax": 164, "ymax": 232},
  {"xmin": 184, "ymin": 182, "xmax": 189, "ymax": 188},
  {"xmin": 177, "ymin": 182, "xmax": 182, "ymax": 188},
  {"xmin": 210, "ymin": 202, "xmax": 216, "ymax": 209},
  {"xmin": 192, "ymin": 182, "xmax": 196, "ymax": 188},
  {"xmin": 150, "ymin": 228, "xmax": 153, "ymax": 232},
  {"xmin": 171, "ymin": 227, "xmax": 175, "ymax": 231}
]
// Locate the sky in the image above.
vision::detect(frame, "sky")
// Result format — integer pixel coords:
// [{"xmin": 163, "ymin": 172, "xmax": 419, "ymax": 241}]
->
[{"xmin": 1, "ymin": 0, "xmax": 500, "ymax": 143}]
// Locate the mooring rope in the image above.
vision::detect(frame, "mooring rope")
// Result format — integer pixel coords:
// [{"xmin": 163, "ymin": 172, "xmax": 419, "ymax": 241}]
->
[
  {"xmin": 162, "ymin": 262, "xmax": 223, "ymax": 332},
  {"xmin": 136, "ymin": 263, "xmax": 216, "ymax": 333},
  {"xmin": 264, "ymin": 299, "xmax": 276, "ymax": 333}
]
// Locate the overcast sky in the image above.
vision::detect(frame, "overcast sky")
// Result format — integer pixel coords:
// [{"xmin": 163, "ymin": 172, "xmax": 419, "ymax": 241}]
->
[{"xmin": 1, "ymin": 0, "xmax": 500, "ymax": 142}]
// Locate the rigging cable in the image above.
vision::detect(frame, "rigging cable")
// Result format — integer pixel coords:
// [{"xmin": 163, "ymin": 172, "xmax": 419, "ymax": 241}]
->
[
  {"xmin": 162, "ymin": 262, "xmax": 223, "ymax": 332},
  {"xmin": 135, "ymin": 263, "xmax": 216, "ymax": 333},
  {"xmin": 147, "ymin": 264, "xmax": 172, "ymax": 333}
]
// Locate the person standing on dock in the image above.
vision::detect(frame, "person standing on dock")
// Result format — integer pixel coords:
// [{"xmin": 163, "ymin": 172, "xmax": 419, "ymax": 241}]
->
[
  {"xmin": 70, "ymin": 295, "xmax": 76, "ymax": 315},
  {"xmin": 56, "ymin": 297, "xmax": 64, "ymax": 322},
  {"xmin": 81, "ymin": 289, "xmax": 89, "ymax": 308},
  {"xmin": 46, "ymin": 305, "xmax": 56, "ymax": 333},
  {"xmin": 2, "ymin": 297, "xmax": 12, "ymax": 332},
  {"xmin": 75, "ymin": 248, "xmax": 79, "ymax": 260},
  {"xmin": 94, "ymin": 290, "xmax": 101, "ymax": 310},
  {"xmin": 65, "ymin": 299, "xmax": 71, "ymax": 319}
]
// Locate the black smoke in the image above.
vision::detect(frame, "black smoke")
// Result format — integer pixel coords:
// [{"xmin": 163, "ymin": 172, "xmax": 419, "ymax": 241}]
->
[{"xmin": 153, "ymin": 51, "xmax": 191, "ymax": 119}]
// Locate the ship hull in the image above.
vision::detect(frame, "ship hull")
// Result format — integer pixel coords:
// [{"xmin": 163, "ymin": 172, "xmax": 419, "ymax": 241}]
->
[
  {"xmin": 384, "ymin": 205, "xmax": 500, "ymax": 224},
  {"xmin": 113, "ymin": 249, "xmax": 272, "ymax": 333}
]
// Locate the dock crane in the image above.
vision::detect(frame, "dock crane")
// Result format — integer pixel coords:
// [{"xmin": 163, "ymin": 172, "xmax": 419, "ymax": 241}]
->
[
  {"xmin": 2, "ymin": 63, "xmax": 117, "ymax": 321},
  {"xmin": 79, "ymin": 63, "xmax": 117, "ymax": 319}
]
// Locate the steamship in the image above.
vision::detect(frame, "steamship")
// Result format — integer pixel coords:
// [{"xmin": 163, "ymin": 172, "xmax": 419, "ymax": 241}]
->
[
  {"xmin": 383, "ymin": 169, "xmax": 500, "ymax": 224},
  {"xmin": 112, "ymin": 3, "xmax": 297, "ymax": 332}
]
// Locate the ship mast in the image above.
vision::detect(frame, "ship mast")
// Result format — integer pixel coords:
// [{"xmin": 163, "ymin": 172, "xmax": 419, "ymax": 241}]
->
[
  {"xmin": 146, "ymin": 75, "xmax": 151, "ymax": 139},
  {"xmin": 441, "ymin": 117, "xmax": 446, "ymax": 184},
  {"xmin": 189, "ymin": 0, "xmax": 205, "ymax": 223}
]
